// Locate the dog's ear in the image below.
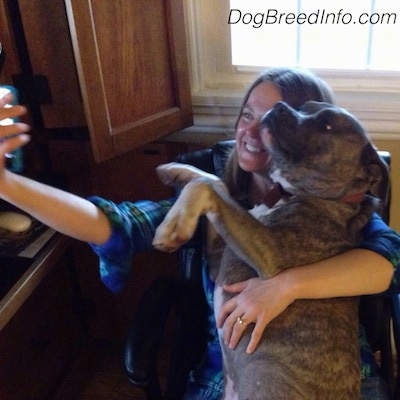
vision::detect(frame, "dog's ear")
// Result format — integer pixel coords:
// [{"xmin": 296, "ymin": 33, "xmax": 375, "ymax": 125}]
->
[{"xmin": 362, "ymin": 143, "xmax": 390, "ymax": 206}]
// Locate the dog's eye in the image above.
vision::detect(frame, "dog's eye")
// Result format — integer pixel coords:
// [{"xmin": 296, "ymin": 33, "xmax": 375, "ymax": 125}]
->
[{"xmin": 320, "ymin": 119, "xmax": 332, "ymax": 131}]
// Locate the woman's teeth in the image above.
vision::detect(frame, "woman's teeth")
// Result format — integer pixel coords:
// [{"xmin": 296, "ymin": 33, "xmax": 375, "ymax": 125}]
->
[{"xmin": 245, "ymin": 143, "xmax": 263, "ymax": 153}]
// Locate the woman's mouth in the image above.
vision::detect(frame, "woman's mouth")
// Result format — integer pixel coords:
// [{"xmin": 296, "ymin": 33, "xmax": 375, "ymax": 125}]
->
[{"xmin": 245, "ymin": 142, "xmax": 265, "ymax": 153}]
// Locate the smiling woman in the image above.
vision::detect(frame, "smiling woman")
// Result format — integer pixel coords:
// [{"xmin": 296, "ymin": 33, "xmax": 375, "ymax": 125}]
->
[{"xmin": 181, "ymin": 0, "xmax": 400, "ymax": 231}]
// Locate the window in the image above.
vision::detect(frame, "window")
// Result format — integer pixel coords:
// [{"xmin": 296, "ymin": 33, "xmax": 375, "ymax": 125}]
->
[
  {"xmin": 183, "ymin": 0, "xmax": 400, "ymax": 138},
  {"xmin": 229, "ymin": 0, "xmax": 400, "ymax": 71}
]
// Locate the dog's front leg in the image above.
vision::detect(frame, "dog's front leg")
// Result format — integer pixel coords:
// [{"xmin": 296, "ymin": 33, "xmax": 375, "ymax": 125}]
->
[
  {"xmin": 205, "ymin": 186, "xmax": 281, "ymax": 279},
  {"xmin": 154, "ymin": 177, "xmax": 281, "ymax": 279},
  {"xmin": 156, "ymin": 162, "xmax": 221, "ymax": 187},
  {"xmin": 153, "ymin": 177, "xmax": 222, "ymax": 252}
]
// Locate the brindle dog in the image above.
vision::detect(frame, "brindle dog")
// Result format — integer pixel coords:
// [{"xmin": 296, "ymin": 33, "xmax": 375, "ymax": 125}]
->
[{"xmin": 153, "ymin": 101, "xmax": 388, "ymax": 400}]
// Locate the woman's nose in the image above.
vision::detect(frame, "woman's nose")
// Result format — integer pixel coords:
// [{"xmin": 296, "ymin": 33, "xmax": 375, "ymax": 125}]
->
[{"xmin": 246, "ymin": 121, "xmax": 260, "ymax": 137}]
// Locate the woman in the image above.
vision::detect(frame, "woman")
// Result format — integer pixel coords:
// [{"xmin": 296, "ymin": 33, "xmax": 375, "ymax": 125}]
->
[{"xmin": 0, "ymin": 68, "xmax": 398, "ymax": 399}]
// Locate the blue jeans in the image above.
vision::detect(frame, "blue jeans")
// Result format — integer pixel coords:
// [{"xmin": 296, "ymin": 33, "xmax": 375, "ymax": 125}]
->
[
  {"xmin": 184, "ymin": 376, "xmax": 389, "ymax": 399},
  {"xmin": 361, "ymin": 376, "xmax": 389, "ymax": 400},
  {"xmin": 183, "ymin": 384, "xmax": 221, "ymax": 400}
]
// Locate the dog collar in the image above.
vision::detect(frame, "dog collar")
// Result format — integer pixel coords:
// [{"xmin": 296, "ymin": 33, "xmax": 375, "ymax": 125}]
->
[{"xmin": 262, "ymin": 183, "xmax": 287, "ymax": 208}]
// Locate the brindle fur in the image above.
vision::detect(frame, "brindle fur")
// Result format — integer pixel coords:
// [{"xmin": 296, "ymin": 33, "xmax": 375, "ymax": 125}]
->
[{"xmin": 153, "ymin": 101, "xmax": 388, "ymax": 400}]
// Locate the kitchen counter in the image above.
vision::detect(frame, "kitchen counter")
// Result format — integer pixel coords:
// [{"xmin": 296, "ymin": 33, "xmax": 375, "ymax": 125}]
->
[{"xmin": 0, "ymin": 232, "xmax": 71, "ymax": 330}]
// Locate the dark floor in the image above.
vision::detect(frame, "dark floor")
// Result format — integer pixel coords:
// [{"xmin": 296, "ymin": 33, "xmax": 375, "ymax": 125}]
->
[{"xmin": 54, "ymin": 339, "xmax": 166, "ymax": 400}]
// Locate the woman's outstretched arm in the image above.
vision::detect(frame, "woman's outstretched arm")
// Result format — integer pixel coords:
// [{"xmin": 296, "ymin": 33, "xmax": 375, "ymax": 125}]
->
[{"xmin": 0, "ymin": 93, "xmax": 111, "ymax": 245}]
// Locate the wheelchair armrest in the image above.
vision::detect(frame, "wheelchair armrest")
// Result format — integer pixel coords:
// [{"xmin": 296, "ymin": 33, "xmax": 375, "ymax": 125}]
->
[{"xmin": 124, "ymin": 276, "xmax": 179, "ymax": 387}]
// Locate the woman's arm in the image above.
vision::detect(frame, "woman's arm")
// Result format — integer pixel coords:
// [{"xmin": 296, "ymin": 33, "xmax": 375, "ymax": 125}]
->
[
  {"xmin": 218, "ymin": 248, "xmax": 394, "ymax": 354},
  {"xmin": 1, "ymin": 93, "xmax": 176, "ymax": 294},
  {"xmin": 0, "ymin": 171, "xmax": 111, "ymax": 244},
  {"xmin": 0, "ymin": 94, "xmax": 111, "ymax": 244},
  {"xmin": 89, "ymin": 197, "xmax": 174, "ymax": 292},
  {"xmin": 283, "ymin": 248, "xmax": 393, "ymax": 299}
]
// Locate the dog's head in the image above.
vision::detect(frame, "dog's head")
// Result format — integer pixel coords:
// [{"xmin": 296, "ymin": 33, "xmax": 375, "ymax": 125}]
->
[{"xmin": 260, "ymin": 101, "xmax": 388, "ymax": 203}]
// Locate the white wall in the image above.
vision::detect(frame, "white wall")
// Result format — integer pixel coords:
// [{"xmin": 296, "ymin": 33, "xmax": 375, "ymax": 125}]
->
[{"xmin": 373, "ymin": 137, "xmax": 400, "ymax": 231}]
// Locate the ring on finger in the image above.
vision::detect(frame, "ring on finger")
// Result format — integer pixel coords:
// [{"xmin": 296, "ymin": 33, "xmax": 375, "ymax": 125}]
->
[{"xmin": 237, "ymin": 316, "xmax": 246, "ymax": 326}]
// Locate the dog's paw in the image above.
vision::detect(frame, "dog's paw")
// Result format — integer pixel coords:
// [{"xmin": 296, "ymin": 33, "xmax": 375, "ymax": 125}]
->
[
  {"xmin": 153, "ymin": 178, "xmax": 217, "ymax": 252},
  {"xmin": 153, "ymin": 214, "xmax": 197, "ymax": 252},
  {"xmin": 153, "ymin": 201, "xmax": 200, "ymax": 252},
  {"xmin": 156, "ymin": 162, "xmax": 220, "ymax": 187}
]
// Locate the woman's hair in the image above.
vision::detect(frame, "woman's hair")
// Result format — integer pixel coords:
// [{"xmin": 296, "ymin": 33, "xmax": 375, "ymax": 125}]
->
[{"xmin": 224, "ymin": 67, "xmax": 334, "ymax": 205}]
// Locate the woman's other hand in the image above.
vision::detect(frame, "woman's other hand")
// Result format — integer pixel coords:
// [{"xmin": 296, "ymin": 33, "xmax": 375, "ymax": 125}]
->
[{"xmin": 217, "ymin": 273, "xmax": 293, "ymax": 354}]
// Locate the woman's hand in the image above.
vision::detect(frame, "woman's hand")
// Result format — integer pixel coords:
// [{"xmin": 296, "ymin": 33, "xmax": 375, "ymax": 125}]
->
[
  {"xmin": 0, "ymin": 93, "xmax": 30, "ymax": 175},
  {"xmin": 217, "ymin": 273, "xmax": 294, "ymax": 354},
  {"xmin": 217, "ymin": 248, "xmax": 394, "ymax": 355},
  {"xmin": 0, "ymin": 91, "xmax": 112, "ymax": 245}
]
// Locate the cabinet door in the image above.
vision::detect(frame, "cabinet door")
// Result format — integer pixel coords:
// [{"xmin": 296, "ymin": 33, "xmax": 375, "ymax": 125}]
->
[
  {"xmin": 0, "ymin": 2, "xmax": 20, "ymax": 83},
  {"xmin": 65, "ymin": 0, "xmax": 193, "ymax": 162},
  {"xmin": 1, "ymin": 0, "xmax": 87, "ymax": 128},
  {"xmin": 16, "ymin": 0, "xmax": 87, "ymax": 128}
]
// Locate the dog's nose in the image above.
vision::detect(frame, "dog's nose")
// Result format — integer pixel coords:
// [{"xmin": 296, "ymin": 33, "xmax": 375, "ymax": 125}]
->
[
  {"xmin": 261, "ymin": 102, "xmax": 292, "ymax": 126},
  {"xmin": 273, "ymin": 101, "xmax": 292, "ymax": 116},
  {"xmin": 271, "ymin": 102, "xmax": 297, "ymax": 123}
]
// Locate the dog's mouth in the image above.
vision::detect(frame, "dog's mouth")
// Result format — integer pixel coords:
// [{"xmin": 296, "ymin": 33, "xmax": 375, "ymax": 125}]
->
[
  {"xmin": 260, "ymin": 106, "xmax": 301, "ymax": 164},
  {"xmin": 260, "ymin": 101, "xmax": 378, "ymax": 200},
  {"xmin": 260, "ymin": 111, "xmax": 278, "ymax": 141}
]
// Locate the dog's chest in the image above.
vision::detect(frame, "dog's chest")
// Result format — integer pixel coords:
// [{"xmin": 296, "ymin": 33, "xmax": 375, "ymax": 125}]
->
[
  {"xmin": 248, "ymin": 203, "xmax": 273, "ymax": 219},
  {"xmin": 225, "ymin": 198, "xmax": 358, "ymax": 280},
  {"xmin": 248, "ymin": 197, "xmax": 288, "ymax": 220}
]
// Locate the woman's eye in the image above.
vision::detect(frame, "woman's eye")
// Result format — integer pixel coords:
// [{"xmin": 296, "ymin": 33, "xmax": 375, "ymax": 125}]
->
[{"xmin": 242, "ymin": 112, "xmax": 252, "ymax": 120}]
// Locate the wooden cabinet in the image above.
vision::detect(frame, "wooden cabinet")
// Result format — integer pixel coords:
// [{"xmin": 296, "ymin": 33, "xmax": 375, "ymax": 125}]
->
[
  {"xmin": 0, "ymin": 0, "xmax": 87, "ymax": 128},
  {"xmin": 17, "ymin": 0, "xmax": 87, "ymax": 128},
  {"xmin": 65, "ymin": 0, "xmax": 193, "ymax": 162},
  {"xmin": 0, "ymin": 0, "xmax": 193, "ymax": 162},
  {"xmin": 0, "ymin": 0, "xmax": 194, "ymax": 345}
]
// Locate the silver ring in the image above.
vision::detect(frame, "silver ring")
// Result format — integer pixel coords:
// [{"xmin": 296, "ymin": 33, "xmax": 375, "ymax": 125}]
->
[{"xmin": 237, "ymin": 316, "xmax": 246, "ymax": 326}]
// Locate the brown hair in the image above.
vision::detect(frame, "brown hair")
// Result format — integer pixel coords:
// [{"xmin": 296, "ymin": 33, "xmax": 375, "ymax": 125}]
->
[{"xmin": 223, "ymin": 67, "xmax": 334, "ymax": 206}]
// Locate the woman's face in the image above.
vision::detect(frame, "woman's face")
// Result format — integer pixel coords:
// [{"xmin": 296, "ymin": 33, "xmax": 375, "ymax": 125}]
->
[{"xmin": 236, "ymin": 81, "xmax": 282, "ymax": 174}]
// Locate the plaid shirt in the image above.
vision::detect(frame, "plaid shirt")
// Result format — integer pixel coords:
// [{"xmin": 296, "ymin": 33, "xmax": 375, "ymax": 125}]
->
[{"xmin": 88, "ymin": 196, "xmax": 400, "ymax": 397}]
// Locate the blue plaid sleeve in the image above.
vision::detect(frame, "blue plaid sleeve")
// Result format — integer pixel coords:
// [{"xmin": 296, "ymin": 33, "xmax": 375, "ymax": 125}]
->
[
  {"xmin": 359, "ymin": 213, "xmax": 400, "ymax": 293},
  {"xmin": 87, "ymin": 196, "xmax": 174, "ymax": 293},
  {"xmin": 358, "ymin": 214, "xmax": 400, "ymax": 379}
]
